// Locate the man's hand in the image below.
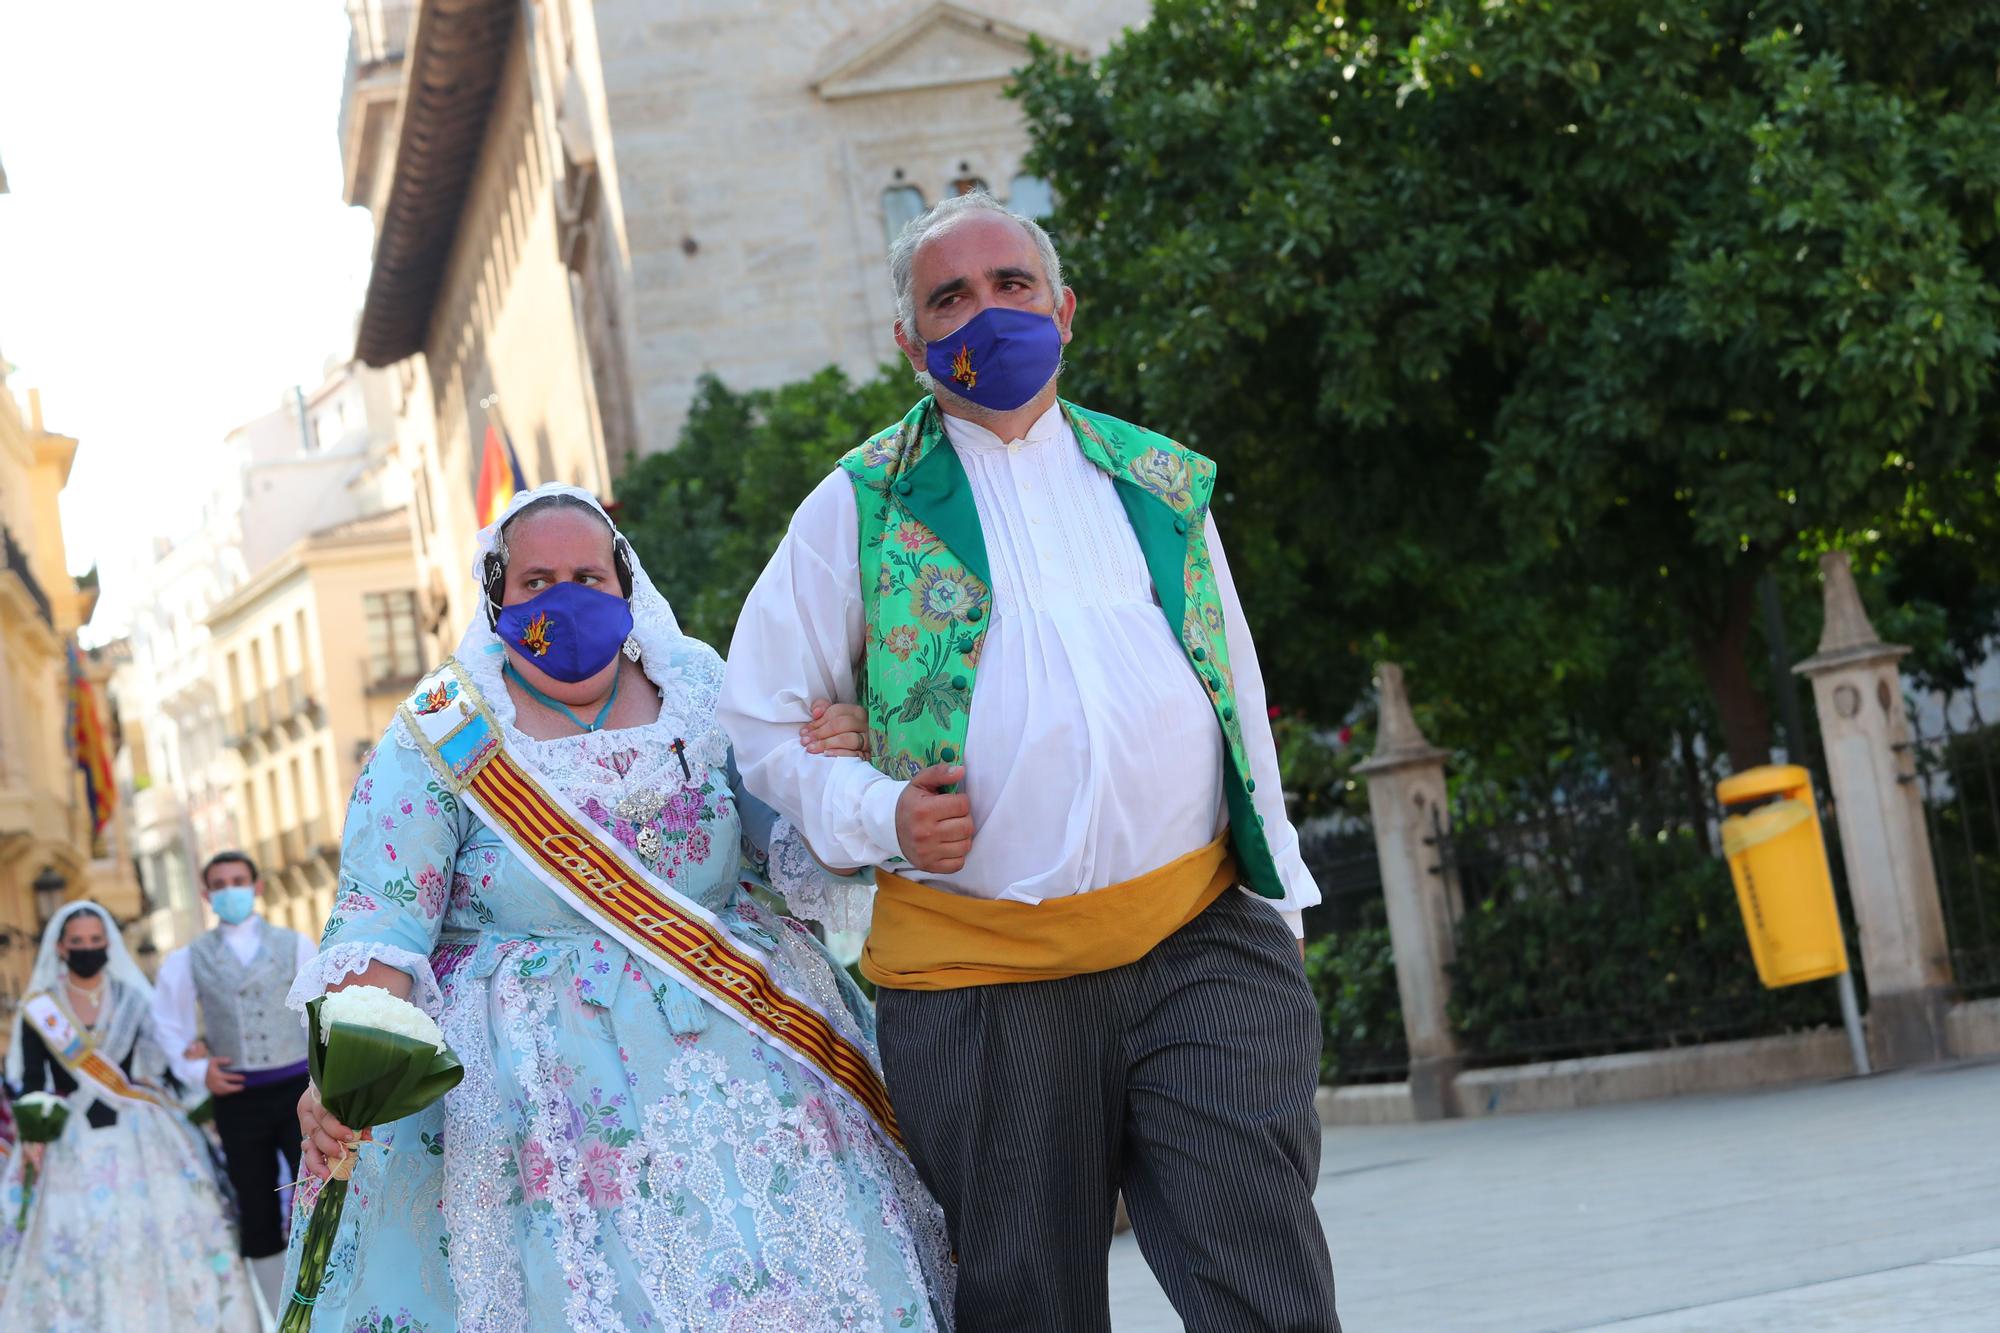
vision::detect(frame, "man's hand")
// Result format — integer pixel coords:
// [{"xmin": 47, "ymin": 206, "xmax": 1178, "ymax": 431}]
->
[
  {"xmin": 895, "ymin": 764, "xmax": 973, "ymax": 873},
  {"xmin": 204, "ymin": 1056, "xmax": 246, "ymax": 1097}
]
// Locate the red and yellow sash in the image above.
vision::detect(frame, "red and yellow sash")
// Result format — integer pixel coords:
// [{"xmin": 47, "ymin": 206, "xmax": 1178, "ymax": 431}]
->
[
  {"xmin": 21, "ymin": 992, "xmax": 178, "ymax": 1114},
  {"xmin": 400, "ymin": 660, "xmax": 902, "ymax": 1151}
]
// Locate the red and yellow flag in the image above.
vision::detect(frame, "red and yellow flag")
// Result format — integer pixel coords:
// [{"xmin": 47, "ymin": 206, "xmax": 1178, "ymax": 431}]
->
[
  {"xmin": 475, "ymin": 421, "xmax": 528, "ymax": 528},
  {"xmin": 66, "ymin": 642, "xmax": 116, "ymax": 835}
]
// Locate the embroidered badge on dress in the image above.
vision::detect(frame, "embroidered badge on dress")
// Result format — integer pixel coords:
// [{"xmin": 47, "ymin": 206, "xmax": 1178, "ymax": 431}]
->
[{"xmin": 415, "ymin": 679, "xmax": 460, "ymax": 715}]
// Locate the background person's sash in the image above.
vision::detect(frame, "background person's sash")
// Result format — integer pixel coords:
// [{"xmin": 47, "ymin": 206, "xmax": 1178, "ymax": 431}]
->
[
  {"xmin": 20, "ymin": 992, "xmax": 177, "ymax": 1113},
  {"xmin": 397, "ymin": 659, "xmax": 904, "ymax": 1152}
]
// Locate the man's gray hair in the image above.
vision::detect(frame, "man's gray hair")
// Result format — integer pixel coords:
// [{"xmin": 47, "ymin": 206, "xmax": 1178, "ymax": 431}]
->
[{"xmin": 889, "ymin": 190, "xmax": 1065, "ymax": 346}]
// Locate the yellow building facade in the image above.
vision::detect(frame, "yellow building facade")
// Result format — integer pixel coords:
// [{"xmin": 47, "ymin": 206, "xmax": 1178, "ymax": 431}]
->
[
  {"xmin": 206, "ymin": 509, "xmax": 422, "ymax": 936},
  {"xmin": 0, "ymin": 372, "xmax": 142, "ymax": 1022}
]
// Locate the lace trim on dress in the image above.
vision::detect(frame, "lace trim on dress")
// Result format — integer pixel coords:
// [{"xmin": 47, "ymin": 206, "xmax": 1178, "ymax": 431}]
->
[
  {"xmin": 767, "ymin": 816, "xmax": 874, "ymax": 938},
  {"xmin": 287, "ymin": 942, "xmax": 445, "ymax": 1018}
]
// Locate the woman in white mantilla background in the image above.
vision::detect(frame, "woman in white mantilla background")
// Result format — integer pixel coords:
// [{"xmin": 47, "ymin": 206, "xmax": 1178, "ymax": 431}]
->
[
  {"xmin": 0, "ymin": 900, "xmax": 260, "ymax": 1331},
  {"xmin": 287, "ymin": 484, "xmax": 949, "ymax": 1331}
]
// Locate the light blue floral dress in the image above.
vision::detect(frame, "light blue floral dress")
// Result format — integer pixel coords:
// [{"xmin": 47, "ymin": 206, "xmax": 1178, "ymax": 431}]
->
[{"xmin": 282, "ymin": 639, "xmax": 948, "ymax": 1332}]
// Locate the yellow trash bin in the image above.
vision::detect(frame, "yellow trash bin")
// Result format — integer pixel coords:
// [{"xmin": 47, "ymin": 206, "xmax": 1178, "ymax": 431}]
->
[{"xmin": 1716, "ymin": 765, "xmax": 1848, "ymax": 988}]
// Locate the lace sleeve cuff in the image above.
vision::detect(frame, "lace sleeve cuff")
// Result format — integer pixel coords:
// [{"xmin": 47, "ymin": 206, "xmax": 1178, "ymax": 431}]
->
[
  {"xmin": 768, "ymin": 815, "xmax": 875, "ymax": 936},
  {"xmin": 287, "ymin": 942, "xmax": 446, "ymax": 1018}
]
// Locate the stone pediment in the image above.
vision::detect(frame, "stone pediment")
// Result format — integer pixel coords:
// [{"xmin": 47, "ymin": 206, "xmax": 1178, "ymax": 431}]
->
[{"xmin": 813, "ymin": 2, "xmax": 1082, "ymax": 101}]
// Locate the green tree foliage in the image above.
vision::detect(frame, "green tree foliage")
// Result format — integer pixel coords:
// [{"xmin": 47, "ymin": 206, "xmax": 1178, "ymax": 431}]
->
[
  {"xmin": 617, "ymin": 367, "xmax": 915, "ymax": 651},
  {"xmin": 1014, "ymin": 0, "xmax": 2000, "ymax": 775}
]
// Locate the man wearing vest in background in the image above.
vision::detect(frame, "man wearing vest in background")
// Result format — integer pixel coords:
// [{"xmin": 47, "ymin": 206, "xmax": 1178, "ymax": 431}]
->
[
  {"xmin": 154, "ymin": 851, "xmax": 315, "ymax": 1315},
  {"xmin": 721, "ymin": 192, "xmax": 1338, "ymax": 1331}
]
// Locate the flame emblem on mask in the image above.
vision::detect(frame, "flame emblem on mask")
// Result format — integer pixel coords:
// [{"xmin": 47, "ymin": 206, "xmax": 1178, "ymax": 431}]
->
[
  {"xmin": 521, "ymin": 613, "xmax": 553, "ymax": 658},
  {"xmin": 950, "ymin": 343, "xmax": 977, "ymax": 390}
]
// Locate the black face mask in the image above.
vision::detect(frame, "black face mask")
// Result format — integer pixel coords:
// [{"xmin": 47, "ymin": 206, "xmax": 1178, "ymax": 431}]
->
[{"xmin": 66, "ymin": 947, "xmax": 109, "ymax": 979}]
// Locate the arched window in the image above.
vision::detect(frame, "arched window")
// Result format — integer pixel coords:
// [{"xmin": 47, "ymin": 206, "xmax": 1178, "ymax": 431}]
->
[
  {"xmin": 1008, "ymin": 173, "xmax": 1055, "ymax": 220},
  {"xmin": 882, "ymin": 185, "xmax": 926, "ymax": 246}
]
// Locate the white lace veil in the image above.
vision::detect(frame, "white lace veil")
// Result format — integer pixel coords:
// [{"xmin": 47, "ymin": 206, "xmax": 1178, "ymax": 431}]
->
[
  {"xmin": 4, "ymin": 899, "xmax": 153, "ymax": 1089},
  {"xmin": 455, "ymin": 484, "xmax": 871, "ymax": 939},
  {"xmin": 456, "ymin": 483, "xmax": 714, "ymax": 728}
]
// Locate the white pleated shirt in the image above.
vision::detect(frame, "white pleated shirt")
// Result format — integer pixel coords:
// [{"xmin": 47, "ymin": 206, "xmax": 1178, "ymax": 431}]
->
[{"xmin": 720, "ymin": 403, "xmax": 1318, "ymax": 935}]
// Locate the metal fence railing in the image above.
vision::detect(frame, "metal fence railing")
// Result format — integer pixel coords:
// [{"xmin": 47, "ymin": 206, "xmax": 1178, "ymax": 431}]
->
[
  {"xmin": 1902, "ymin": 696, "xmax": 2000, "ymax": 1000},
  {"xmin": 1430, "ymin": 766, "xmax": 1848, "ymax": 1068},
  {"xmin": 1298, "ymin": 827, "xmax": 1407, "ymax": 1084}
]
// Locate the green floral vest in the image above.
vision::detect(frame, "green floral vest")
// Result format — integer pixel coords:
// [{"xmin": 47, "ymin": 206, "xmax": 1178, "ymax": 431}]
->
[{"xmin": 838, "ymin": 396, "xmax": 1282, "ymax": 898}]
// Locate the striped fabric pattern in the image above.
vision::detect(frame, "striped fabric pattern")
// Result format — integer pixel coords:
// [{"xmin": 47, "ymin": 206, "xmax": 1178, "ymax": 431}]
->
[
  {"xmin": 467, "ymin": 747, "xmax": 904, "ymax": 1146},
  {"xmin": 876, "ymin": 890, "xmax": 1340, "ymax": 1331}
]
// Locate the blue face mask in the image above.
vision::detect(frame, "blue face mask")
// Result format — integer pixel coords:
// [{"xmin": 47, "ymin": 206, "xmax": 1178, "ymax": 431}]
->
[
  {"xmin": 494, "ymin": 581, "xmax": 634, "ymax": 683},
  {"xmin": 923, "ymin": 307, "xmax": 1063, "ymax": 412},
  {"xmin": 210, "ymin": 887, "xmax": 257, "ymax": 925}
]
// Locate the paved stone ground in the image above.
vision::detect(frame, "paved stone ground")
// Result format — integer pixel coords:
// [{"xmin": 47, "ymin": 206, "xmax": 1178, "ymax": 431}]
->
[{"xmin": 1108, "ymin": 1059, "xmax": 2000, "ymax": 1330}]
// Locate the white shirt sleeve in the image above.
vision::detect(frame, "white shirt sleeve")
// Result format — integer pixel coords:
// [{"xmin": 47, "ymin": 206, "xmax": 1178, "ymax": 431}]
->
[
  {"xmin": 1209, "ymin": 515, "xmax": 1321, "ymax": 938},
  {"xmin": 150, "ymin": 947, "xmax": 209, "ymax": 1090},
  {"xmin": 719, "ymin": 470, "xmax": 910, "ymax": 869}
]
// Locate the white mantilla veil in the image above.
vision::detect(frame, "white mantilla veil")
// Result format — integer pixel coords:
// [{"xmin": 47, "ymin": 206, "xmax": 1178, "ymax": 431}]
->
[
  {"xmin": 465, "ymin": 481, "xmax": 689, "ymax": 670},
  {"xmin": 456, "ymin": 483, "xmax": 729, "ymax": 756},
  {"xmin": 4, "ymin": 899, "xmax": 153, "ymax": 1090}
]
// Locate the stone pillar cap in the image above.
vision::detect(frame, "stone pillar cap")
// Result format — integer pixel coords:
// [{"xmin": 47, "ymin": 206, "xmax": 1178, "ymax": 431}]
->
[
  {"xmin": 1795, "ymin": 551, "xmax": 1907, "ymax": 677},
  {"xmin": 1355, "ymin": 662, "xmax": 1448, "ymax": 774}
]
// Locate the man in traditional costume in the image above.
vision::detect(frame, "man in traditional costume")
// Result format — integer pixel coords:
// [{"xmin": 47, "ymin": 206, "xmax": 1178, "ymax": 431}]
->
[
  {"xmin": 153, "ymin": 850, "xmax": 315, "ymax": 1313},
  {"xmin": 721, "ymin": 192, "xmax": 1339, "ymax": 1330}
]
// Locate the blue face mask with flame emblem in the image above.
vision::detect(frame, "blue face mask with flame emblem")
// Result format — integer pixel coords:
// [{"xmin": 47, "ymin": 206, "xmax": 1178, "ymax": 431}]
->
[
  {"xmin": 495, "ymin": 581, "xmax": 633, "ymax": 683},
  {"xmin": 923, "ymin": 307, "xmax": 1063, "ymax": 412}
]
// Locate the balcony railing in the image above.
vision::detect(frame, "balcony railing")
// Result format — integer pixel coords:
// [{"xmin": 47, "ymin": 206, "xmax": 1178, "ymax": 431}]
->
[
  {"xmin": 364, "ymin": 656, "xmax": 425, "ymax": 698},
  {"xmin": 349, "ymin": 0, "xmax": 414, "ymax": 64},
  {"xmin": 0, "ymin": 525, "xmax": 53, "ymax": 630},
  {"xmin": 339, "ymin": 0, "xmax": 415, "ymax": 150}
]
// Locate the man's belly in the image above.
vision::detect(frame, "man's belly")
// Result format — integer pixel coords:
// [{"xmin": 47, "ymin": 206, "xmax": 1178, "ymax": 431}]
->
[{"xmin": 944, "ymin": 602, "xmax": 1226, "ymax": 900}]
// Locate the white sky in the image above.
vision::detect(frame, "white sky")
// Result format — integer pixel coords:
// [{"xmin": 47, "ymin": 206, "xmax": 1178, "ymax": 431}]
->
[{"xmin": 0, "ymin": 0, "xmax": 375, "ymax": 631}]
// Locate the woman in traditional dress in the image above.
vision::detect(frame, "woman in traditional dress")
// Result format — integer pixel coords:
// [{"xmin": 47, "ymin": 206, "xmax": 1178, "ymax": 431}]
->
[
  {"xmin": 0, "ymin": 900, "xmax": 260, "ymax": 1331},
  {"xmin": 288, "ymin": 484, "xmax": 949, "ymax": 1332}
]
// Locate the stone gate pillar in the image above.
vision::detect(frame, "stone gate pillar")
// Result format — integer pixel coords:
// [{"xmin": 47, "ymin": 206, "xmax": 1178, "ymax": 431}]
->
[
  {"xmin": 1794, "ymin": 552, "xmax": 1953, "ymax": 1067},
  {"xmin": 1355, "ymin": 663, "xmax": 1464, "ymax": 1119}
]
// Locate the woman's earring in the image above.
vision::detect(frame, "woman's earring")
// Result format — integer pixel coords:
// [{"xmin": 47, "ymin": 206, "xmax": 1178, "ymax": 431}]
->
[{"xmin": 623, "ymin": 634, "xmax": 642, "ymax": 662}]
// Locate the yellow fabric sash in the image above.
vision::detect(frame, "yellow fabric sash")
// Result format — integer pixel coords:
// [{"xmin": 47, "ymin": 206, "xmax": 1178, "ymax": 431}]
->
[{"xmin": 861, "ymin": 835, "xmax": 1236, "ymax": 990}]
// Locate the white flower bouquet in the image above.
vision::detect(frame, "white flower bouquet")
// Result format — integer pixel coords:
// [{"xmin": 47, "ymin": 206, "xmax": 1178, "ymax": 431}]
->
[
  {"xmin": 281, "ymin": 986, "xmax": 462, "ymax": 1331},
  {"xmin": 13, "ymin": 1090, "xmax": 70, "ymax": 1229}
]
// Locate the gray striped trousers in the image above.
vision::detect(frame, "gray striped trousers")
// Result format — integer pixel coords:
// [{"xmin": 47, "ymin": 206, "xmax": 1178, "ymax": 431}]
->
[{"xmin": 877, "ymin": 889, "xmax": 1340, "ymax": 1332}]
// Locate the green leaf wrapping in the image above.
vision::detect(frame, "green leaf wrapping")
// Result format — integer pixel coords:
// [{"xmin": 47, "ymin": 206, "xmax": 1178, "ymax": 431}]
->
[
  {"xmin": 281, "ymin": 997, "xmax": 464, "ymax": 1331},
  {"xmin": 12, "ymin": 1102, "xmax": 68, "ymax": 1230},
  {"xmin": 13, "ymin": 1101, "xmax": 70, "ymax": 1143},
  {"xmin": 305, "ymin": 995, "xmax": 464, "ymax": 1130}
]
